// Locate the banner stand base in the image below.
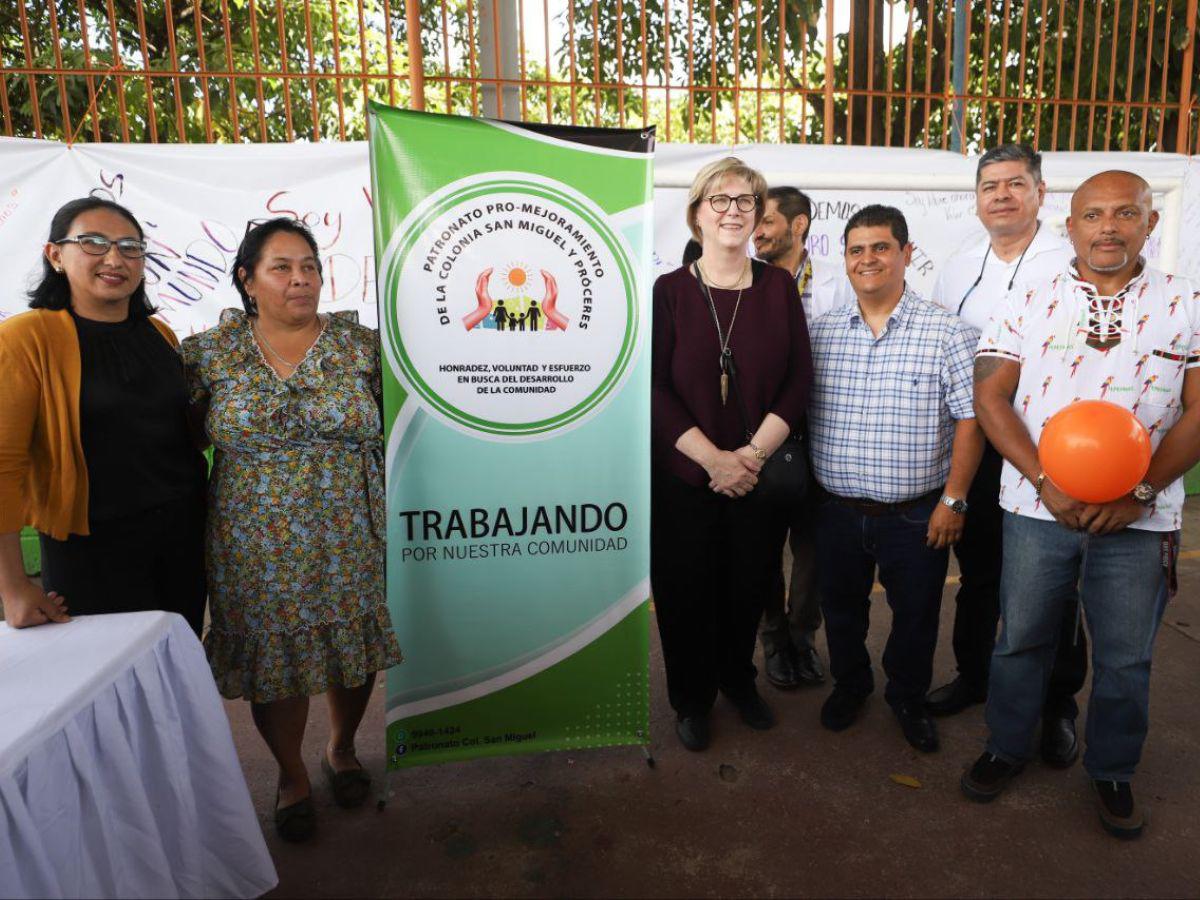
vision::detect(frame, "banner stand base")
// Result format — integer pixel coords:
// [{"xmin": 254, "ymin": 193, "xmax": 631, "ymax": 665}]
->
[
  {"xmin": 375, "ymin": 766, "xmax": 393, "ymax": 812},
  {"xmin": 374, "ymin": 744, "xmax": 657, "ymax": 806}
]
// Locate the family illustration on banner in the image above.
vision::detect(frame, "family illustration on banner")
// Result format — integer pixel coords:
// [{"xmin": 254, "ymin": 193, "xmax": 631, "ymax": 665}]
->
[{"xmin": 463, "ymin": 265, "xmax": 569, "ymax": 332}]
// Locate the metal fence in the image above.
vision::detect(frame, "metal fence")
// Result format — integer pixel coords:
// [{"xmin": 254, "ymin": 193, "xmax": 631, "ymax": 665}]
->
[{"xmin": 2, "ymin": 1, "xmax": 1198, "ymax": 152}]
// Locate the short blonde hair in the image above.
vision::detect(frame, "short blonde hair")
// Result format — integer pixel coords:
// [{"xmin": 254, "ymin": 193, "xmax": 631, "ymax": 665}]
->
[{"xmin": 685, "ymin": 157, "xmax": 768, "ymax": 242}]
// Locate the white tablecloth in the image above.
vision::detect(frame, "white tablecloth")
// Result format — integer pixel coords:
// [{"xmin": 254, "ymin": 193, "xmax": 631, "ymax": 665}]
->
[{"xmin": 0, "ymin": 611, "xmax": 278, "ymax": 899}]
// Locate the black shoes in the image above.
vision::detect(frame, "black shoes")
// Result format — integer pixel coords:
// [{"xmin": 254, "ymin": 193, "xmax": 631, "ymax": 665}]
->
[
  {"xmin": 764, "ymin": 649, "xmax": 800, "ymax": 689},
  {"xmin": 274, "ymin": 790, "xmax": 316, "ymax": 843},
  {"xmin": 925, "ymin": 676, "xmax": 987, "ymax": 717},
  {"xmin": 764, "ymin": 645, "xmax": 826, "ymax": 689},
  {"xmin": 792, "ymin": 646, "xmax": 826, "ymax": 686},
  {"xmin": 820, "ymin": 687, "xmax": 867, "ymax": 731},
  {"xmin": 894, "ymin": 701, "xmax": 939, "ymax": 753},
  {"xmin": 725, "ymin": 686, "xmax": 776, "ymax": 730},
  {"xmin": 675, "ymin": 715, "xmax": 711, "ymax": 752},
  {"xmin": 1092, "ymin": 779, "xmax": 1145, "ymax": 839},
  {"xmin": 1040, "ymin": 715, "xmax": 1080, "ymax": 768},
  {"xmin": 961, "ymin": 752, "xmax": 1025, "ymax": 802}
]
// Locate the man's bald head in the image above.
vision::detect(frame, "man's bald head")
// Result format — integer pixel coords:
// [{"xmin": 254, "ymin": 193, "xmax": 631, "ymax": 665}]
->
[
  {"xmin": 1067, "ymin": 170, "xmax": 1158, "ymax": 278},
  {"xmin": 1071, "ymin": 170, "xmax": 1153, "ymax": 215}
]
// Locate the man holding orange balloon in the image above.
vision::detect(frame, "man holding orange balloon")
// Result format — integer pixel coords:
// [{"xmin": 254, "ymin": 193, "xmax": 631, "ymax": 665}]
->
[
  {"xmin": 964, "ymin": 170, "xmax": 1200, "ymax": 840},
  {"xmin": 928, "ymin": 144, "xmax": 1088, "ymax": 767}
]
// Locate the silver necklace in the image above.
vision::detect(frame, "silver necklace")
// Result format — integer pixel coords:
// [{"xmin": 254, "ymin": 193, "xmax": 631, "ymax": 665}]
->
[{"xmin": 253, "ymin": 318, "xmax": 321, "ymax": 369}]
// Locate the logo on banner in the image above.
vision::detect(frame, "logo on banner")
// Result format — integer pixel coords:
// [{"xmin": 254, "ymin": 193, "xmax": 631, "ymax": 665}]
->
[
  {"xmin": 465, "ymin": 264, "xmax": 569, "ymax": 333},
  {"xmin": 379, "ymin": 172, "xmax": 639, "ymax": 439}
]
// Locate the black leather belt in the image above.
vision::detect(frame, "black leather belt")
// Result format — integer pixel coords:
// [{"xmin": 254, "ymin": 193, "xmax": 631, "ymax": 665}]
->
[{"xmin": 828, "ymin": 488, "xmax": 941, "ymax": 517}]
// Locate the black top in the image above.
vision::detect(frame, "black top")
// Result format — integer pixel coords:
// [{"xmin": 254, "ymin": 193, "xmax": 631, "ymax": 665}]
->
[{"xmin": 71, "ymin": 310, "xmax": 205, "ymax": 527}]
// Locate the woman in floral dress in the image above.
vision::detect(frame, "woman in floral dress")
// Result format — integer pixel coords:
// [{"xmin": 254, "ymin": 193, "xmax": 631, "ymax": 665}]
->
[{"xmin": 182, "ymin": 218, "xmax": 401, "ymax": 843}]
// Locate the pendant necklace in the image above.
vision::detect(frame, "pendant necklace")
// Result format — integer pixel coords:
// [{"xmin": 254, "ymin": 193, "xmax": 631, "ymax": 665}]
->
[{"xmin": 695, "ymin": 259, "xmax": 749, "ymax": 405}]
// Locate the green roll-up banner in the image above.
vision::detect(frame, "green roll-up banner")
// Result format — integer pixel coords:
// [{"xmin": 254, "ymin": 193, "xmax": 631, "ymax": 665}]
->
[{"xmin": 368, "ymin": 104, "xmax": 654, "ymax": 769}]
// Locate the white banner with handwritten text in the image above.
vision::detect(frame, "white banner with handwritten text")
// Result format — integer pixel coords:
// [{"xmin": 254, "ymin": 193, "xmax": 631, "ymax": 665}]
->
[{"xmin": 3, "ymin": 137, "xmax": 1200, "ymax": 337}]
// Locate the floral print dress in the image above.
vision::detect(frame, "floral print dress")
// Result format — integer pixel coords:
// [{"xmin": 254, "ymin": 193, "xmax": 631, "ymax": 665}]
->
[{"xmin": 182, "ymin": 308, "xmax": 402, "ymax": 702}]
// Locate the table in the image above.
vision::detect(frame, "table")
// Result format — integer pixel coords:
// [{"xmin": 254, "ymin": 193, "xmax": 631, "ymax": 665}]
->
[{"xmin": 0, "ymin": 611, "xmax": 278, "ymax": 899}]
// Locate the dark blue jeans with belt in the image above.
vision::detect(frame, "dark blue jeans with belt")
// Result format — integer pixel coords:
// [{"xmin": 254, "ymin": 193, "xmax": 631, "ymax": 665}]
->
[{"xmin": 815, "ymin": 490, "xmax": 949, "ymax": 709}]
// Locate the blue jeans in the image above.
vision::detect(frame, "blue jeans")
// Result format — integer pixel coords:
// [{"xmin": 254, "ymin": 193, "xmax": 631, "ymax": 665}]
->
[
  {"xmin": 986, "ymin": 513, "xmax": 1171, "ymax": 781},
  {"xmin": 815, "ymin": 492, "xmax": 949, "ymax": 708}
]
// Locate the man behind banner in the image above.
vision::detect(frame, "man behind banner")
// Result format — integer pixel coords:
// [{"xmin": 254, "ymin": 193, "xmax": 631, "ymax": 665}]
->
[
  {"xmin": 808, "ymin": 205, "xmax": 982, "ymax": 753},
  {"xmin": 964, "ymin": 170, "xmax": 1200, "ymax": 840},
  {"xmin": 751, "ymin": 187, "xmax": 852, "ymax": 689},
  {"xmin": 928, "ymin": 144, "xmax": 1087, "ymax": 770}
]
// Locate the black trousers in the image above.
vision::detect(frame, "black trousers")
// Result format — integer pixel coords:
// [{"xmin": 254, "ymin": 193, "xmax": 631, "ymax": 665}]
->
[
  {"xmin": 651, "ymin": 470, "xmax": 787, "ymax": 718},
  {"xmin": 759, "ymin": 494, "xmax": 822, "ymax": 655},
  {"xmin": 952, "ymin": 443, "xmax": 1088, "ymax": 716},
  {"xmin": 40, "ymin": 493, "xmax": 207, "ymax": 636}
]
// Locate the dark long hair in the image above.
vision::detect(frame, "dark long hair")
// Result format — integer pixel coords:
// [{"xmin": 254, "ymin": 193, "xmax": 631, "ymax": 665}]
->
[
  {"xmin": 232, "ymin": 217, "xmax": 323, "ymax": 317},
  {"xmin": 27, "ymin": 197, "xmax": 156, "ymax": 319}
]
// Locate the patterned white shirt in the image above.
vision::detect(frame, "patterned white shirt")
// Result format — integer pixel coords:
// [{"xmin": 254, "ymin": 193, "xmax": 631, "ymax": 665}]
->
[
  {"xmin": 796, "ymin": 257, "xmax": 854, "ymax": 329},
  {"xmin": 977, "ymin": 262, "xmax": 1200, "ymax": 531},
  {"xmin": 809, "ymin": 286, "xmax": 979, "ymax": 502}
]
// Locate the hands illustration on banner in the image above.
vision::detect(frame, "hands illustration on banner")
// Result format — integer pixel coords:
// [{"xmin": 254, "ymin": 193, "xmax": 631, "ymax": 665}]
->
[
  {"xmin": 463, "ymin": 268, "xmax": 569, "ymax": 332},
  {"xmin": 464, "ymin": 267, "xmax": 496, "ymax": 330},
  {"xmin": 540, "ymin": 270, "xmax": 569, "ymax": 331}
]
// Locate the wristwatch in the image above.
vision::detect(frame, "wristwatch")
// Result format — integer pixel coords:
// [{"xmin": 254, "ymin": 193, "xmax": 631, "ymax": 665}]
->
[
  {"xmin": 941, "ymin": 495, "xmax": 968, "ymax": 515},
  {"xmin": 1132, "ymin": 481, "xmax": 1158, "ymax": 507}
]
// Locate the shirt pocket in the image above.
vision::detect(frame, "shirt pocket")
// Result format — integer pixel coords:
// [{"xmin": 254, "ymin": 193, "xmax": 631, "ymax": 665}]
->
[
  {"xmin": 1139, "ymin": 349, "xmax": 1187, "ymax": 407},
  {"xmin": 882, "ymin": 362, "xmax": 941, "ymax": 403}
]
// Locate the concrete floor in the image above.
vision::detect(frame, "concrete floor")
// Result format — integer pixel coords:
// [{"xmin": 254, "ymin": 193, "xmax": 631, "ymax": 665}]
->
[{"xmin": 226, "ymin": 505, "xmax": 1200, "ymax": 899}]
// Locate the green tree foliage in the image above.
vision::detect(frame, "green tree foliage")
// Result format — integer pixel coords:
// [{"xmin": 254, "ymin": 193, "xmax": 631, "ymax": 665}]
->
[{"xmin": 2, "ymin": 0, "xmax": 1197, "ymax": 150}]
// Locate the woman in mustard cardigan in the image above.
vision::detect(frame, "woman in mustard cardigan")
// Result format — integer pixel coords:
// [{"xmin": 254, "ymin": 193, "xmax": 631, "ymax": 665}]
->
[{"xmin": 0, "ymin": 198, "xmax": 207, "ymax": 632}]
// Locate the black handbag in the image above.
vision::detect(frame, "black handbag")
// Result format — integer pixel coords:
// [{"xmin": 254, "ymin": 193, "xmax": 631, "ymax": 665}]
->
[{"xmin": 726, "ymin": 351, "xmax": 810, "ymax": 509}]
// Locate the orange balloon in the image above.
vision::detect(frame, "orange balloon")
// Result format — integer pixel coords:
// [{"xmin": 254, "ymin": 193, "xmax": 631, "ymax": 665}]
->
[{"xmin": 1038, "ymin": 400, "xmax": 1152, "ymax": 503}]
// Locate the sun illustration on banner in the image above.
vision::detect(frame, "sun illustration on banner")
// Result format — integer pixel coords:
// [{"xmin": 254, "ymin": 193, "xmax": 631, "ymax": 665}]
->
[
  {"xmin": 502, "ymin": 263, "xmax": 530, "ymax": 292},
  {"xmin": 463, "ymin": 263, "xmax": 570, "ymax": 333}
]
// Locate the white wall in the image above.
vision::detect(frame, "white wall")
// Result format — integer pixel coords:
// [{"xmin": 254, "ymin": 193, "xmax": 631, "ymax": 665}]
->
[{"xmin": 3, "ymin": 138, "xmax": 1198, "ymax": 336}]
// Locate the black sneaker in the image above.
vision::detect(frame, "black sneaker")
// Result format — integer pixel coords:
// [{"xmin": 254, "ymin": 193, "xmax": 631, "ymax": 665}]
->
[
  {"xmin": 961, "ymin": 752, "xmax": 1024, "ymax": 803},
  {"xmin": 1092, "ymin": 779, "xmax": 1145, "ymax": 839}
]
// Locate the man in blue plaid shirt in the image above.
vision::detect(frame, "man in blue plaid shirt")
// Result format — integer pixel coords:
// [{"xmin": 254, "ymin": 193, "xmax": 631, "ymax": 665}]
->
[{"xmin": 808, "ymin": 205, "xmax": 983, "ymax": 753}]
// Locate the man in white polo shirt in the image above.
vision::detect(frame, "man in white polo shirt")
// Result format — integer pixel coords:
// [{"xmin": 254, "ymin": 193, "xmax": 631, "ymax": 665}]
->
[
  {"xmin": 963, "ymin": 170, "xmax": 1200, "ymax": 839},
  {"xmin": 928, "ymin": 145, "xmax": 1087, "ymax": 771}
]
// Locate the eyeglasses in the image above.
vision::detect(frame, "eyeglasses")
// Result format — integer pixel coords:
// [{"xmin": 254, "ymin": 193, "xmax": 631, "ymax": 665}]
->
[
  {"xmin": 54, "ymin": 234, "xmax": 148, "ymax": 259},
  {"xmin": 706, "ymin": 193, "xmax": 758, "ymax": 213},
  {"xmin": 244, "ymin": 216, "xmax": 302, "ymax": 236}
]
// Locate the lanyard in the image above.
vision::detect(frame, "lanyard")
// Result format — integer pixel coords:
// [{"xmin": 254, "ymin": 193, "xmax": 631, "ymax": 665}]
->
[
  {"xmin": 795, "ymin": 256, "xmax": 812, "ymax": 297},
  {"xmin": 957, "ymin": 222, "xmax": 1040, "ymax": 316}
]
